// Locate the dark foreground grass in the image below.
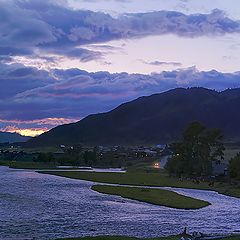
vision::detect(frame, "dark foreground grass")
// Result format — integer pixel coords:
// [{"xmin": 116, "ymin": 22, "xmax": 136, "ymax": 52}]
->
[
  {"xmin": 57, "ymin": 235, "xmax": 240, "ymax": 240},
  {"xmin": 223, "ymin": 237, "xmax": 240, "ymax": 240},
  {"xmin": 57, "ymin": 236, "xmax": 182, "ymax": 240},
  {"xmin": 91, "ymin": 185, "xmax": 210, "ymax": 209},
  {"xmin": 40, "ymin": 171, "xmax": 211, "ymax": 188},
  {"xmin": 41, "ymin": 171, "xmax": 240, "ymax": 198},
  {"xmin": 0, "ymin": 161, "xmax": 57, "ymax": 169},
  {"xmin": 0, "ymin": 160, "xmax": 12, "ymax": 167},
  {"xmin": 10, "ymin": 161, "xmax": 57, "ymax": 169}
]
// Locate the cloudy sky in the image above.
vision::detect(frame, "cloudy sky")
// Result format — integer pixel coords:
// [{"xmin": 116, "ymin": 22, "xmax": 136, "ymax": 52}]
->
[{"xmin": 0, "ymin": 0, "xmax": 240, "ymax": 136}]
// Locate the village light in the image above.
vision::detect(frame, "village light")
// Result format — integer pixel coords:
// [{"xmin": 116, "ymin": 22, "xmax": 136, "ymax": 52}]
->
[{"xmin": 154, "ymin": 162, "xmax": 160, "ymax": 168}]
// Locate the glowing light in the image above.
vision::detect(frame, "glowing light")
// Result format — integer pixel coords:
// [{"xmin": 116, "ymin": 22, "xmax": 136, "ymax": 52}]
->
[
  {"xmin": 0, "ymin": 117, "xmax": 79, "ymax": 126},
  {"xmin": 16, "ymin": 128, "xmax": 48, "ymax": 137},
  {"xmin": 0, "ymin": 117, "xmax": 80, "ymax": 137},
  {"xmin": 0, "ymin": 126, "xmax": 48, "ymax": 137},
  {"xmin": 154, "ymin": 162, "xmax": 160, "ymax": 169}
]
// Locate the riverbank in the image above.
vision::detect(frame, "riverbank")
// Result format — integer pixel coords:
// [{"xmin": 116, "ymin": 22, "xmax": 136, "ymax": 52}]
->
[
  {"xmin": 1, "ymin": 166, "xmax": 239, "ymax": 240},
  {"xmin": 57, "ymin": 235, "xmax": 240, "ymax": 240},
  {"xmin": 2, "ymin": 160, "xmax": 240, "ymax": 198},
  {"xmin": 40, "ymin": 171, "xmax": 240, "ymax": 198},
  {"xmin": 91, "ymin": 185, "xmax": 210, "ymax": 209},
  {"xmin": 57, "ymin": 236, "xmax": 181, "ymax": 240},
  {"xmin": 0, "ymin": 161, "xmax": 57, "ymax": 169}
]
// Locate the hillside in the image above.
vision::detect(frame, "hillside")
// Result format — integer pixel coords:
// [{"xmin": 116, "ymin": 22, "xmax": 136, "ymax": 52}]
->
[
  {"xmin": 27, "ymin": 87, "xmax": 240, "ymax": 146},
  {"xmin": 0, "ymin": 132, "xmax": 30, "ymax": 143}
]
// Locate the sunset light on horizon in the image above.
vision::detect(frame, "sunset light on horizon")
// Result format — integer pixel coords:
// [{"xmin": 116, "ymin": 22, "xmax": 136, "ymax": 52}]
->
[
  {"xmin": 1, "ymin": 1, "xmax": 240, "ymax": 240},
  {"xmin": 0, "ymin": 0, "xmax": 240, "ymax": 135}
]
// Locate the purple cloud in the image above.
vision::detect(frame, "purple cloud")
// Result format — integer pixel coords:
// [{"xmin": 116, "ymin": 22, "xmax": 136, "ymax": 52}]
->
[
  {"xmin": 1, "ymin": 62, "xmax": 240, "ymax": 123},
  {"xmin": 0, "ymin": 1, "xmax": 239, "ymax": 62},
  {"xmin": 140, "ymin": 60, "xmax": 182, "ymax": 67},
  {"xmin": 0, "ymin": 63, "xmax": 55, "ymax": 98}
]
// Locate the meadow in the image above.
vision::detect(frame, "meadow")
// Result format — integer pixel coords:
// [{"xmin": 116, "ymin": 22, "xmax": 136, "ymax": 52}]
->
[
  {"xmin": 91, "ymin": 185, "xmax": 210, "ymax": 209},
  {"xmin": 41, "ymin": 170, "xmax": 240, "ymax": 198}
]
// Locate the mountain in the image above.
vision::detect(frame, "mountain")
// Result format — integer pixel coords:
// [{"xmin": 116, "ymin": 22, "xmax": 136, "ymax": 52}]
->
[
  {"xmin": 0, "ymin": 132, "xmax": 30, "ymax": 143},
  {"xmin": 27, "ymin": 87, "xmax": 240, "ymax": 147}
]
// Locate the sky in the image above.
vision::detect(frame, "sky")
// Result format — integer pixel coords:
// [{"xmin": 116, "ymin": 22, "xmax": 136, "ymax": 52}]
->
[{"xmin": 0, "ymin": 0, "xmax": 240, "ymax": 137}]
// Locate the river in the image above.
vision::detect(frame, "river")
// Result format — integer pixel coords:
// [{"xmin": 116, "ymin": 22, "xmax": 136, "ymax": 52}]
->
[{"xmin": 0, "ymin": 166, "xmax": 240, "ymax": 240}]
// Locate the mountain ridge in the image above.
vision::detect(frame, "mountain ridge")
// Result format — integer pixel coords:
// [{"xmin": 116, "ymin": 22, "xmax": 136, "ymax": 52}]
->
[
  {"xmin": 0, "ymin": 132, "xmax": 31, "ymax": 143},
  {"xmin": 27, "ymin": 87, "xmax": 240, "ymax": 147}
]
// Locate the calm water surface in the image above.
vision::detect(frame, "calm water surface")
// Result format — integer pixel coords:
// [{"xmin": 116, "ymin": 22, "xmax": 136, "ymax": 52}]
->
[{"xmin": 0, "ymin": 166, "xmax": 240, "ymax": 240}]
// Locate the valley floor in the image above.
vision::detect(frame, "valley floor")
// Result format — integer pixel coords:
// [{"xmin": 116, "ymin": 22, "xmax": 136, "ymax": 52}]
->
[
  {"xmin": 91, "ymin": 184, "xmax": 210, "ymax": 209},
  {"xmin": 40, "ymin": 170, "xmax": 240, "ymax": 198}
]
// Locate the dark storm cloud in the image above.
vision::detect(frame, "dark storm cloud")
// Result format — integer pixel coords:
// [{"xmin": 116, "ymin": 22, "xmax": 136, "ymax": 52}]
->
[
  {"xmin": 1, "ymin": 62, "xmax": 240, "ymax": 123},
  {"xmin": 0, "ymin": 63, "xmax": 55, "ymax": 98},
  {"xmin": 0, "ymin": 1, "xmax": 57, "ymax": 47},
  {"xmin": 0, "ymin": 47, "xmax": 32, "ymax": 56},
  {"xmin": 0, "ymin": 0, "xmax": 239, "ymax": 61},
  {"xmin": 1, "ymin": 0, "xmax": 240, "ymax": 131}
]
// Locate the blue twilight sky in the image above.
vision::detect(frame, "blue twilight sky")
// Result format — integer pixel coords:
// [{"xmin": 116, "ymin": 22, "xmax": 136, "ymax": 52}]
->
[{"xmin": 0, "ymin": 0, "xmax": 240, "ymax": 136}]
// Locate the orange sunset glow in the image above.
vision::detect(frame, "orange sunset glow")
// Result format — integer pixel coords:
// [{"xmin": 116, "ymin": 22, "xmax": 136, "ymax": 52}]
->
[
  {"xmin": 0, "ymin": 117, "xmax": 79, "ymax": 137},
  {"xmin": 0, "ymin": 126, "xmax": 49, "ymax": 137}
]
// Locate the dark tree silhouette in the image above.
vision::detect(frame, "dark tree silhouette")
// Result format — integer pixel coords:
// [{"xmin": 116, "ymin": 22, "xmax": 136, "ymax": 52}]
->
[{"xmin": 165, "ymin": 122, "xmax": 225, "ymax": 177}]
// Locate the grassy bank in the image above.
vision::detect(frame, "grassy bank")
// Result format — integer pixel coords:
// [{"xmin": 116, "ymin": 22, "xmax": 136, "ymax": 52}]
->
[
  {"xmin": 9, "ymin": 161, "xmax": 57, "ymax": 169},
  {"xmin": 57, "ymin": 236, "xmax": 185, "ymax": 240},
  {"xmin": 40, "ymin": 171, "xmax": 211, "ymax": 188},
  {"xmin": 0, "ymin": 160, "xmax": 58, "ymax": 169},
  {"xmin": 91, "ymin": 185, "xmax": 210, "ymax": 209},
  {"xmin": 40, "ymin": 171, "xmax": 240, "ymax": 198},
  {"xmin": 57, "ymin": 235, "xmax": 240, "ymax": 240},
  {"xmin": 0, "ymin": 161, "xmax": 91, "ymax": 170},
  {"xmin": 0, "ymin": 160, "xmax": 13, "ymax": 167}
]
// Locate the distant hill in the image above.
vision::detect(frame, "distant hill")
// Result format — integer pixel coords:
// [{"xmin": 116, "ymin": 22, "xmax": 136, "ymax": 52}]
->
[
  {"xmin": 0, "ymin": 132, "xmax": 30, "ymax": 143},
  {"xmin": 27, "ymin": 87, "xmax": 240, "ymax": 147}
]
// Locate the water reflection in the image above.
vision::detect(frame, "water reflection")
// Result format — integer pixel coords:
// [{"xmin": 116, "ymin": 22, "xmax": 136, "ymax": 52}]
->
[{"xmin": 0, "ymin": 166, "xmax": 239, "ymax": 240}]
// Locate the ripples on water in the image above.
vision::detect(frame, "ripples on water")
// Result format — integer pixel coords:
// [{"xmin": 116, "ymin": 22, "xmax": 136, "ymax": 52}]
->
[{"xmin": 0, "ymin": 166, "xmax": 240, "ymax": 240}]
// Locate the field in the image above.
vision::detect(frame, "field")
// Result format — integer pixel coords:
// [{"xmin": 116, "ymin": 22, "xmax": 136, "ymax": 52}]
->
[
  {"xmin": 91, "ymin": 185, "xmax": 210, "ymax": 209},
  {"xmin": 40, "ymin": 170, "xmax": 210, "ymax": 188},
  {"xmin": 40, "ymin": 170, "xmax": 240, "ymax": 198},
  {"xmin": 5, "ymin": 161, "xmax": 57, "ymax": 169}
]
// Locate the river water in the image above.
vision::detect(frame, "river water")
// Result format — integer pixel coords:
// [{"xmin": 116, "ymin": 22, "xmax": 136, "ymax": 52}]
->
[{"xmin": 0, "ymin": 166, "xmax": 240, "ymax": 240}]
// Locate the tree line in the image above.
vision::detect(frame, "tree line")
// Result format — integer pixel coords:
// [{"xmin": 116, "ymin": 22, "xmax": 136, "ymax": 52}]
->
[
  {"xmin": 165, "ymin": 121, "xmax": 240, "ymax": 181},
  {"xmin": 36, "ymin": 146, "xmax": 124, "ymax": 168}
]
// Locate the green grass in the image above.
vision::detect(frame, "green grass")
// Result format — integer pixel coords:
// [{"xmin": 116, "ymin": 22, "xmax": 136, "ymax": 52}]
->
[
  {"xmin": 91, "ymin": 185, "xmax": 210, "ymax": 209},
  {"xmin": 0, "ymin": 160, "xmax": 90, "ymax": 170},
  {"xmin": 57, "ymin": 235, "xmax": 240, "ymax": 240},
  {"xmin": 57, "ymin": 236, "xmax": 182, "ymax": 240},
  {"xmin": 218, "ymin": 186, "xmax": 240, "ymax": 199},
  {"xmin": 40, "ymin": 171, "xmax": 240, "ymax": 198},
  {"xmin": 40, "ymin": 171, "xmax": 210, "ymax": 188},
  {"xmin": 0, "ymin": 160, "xmax": 12, "ymax": 167},
  {"xmin": 7, "ymin": 161, "xmax": 57, "ymax": 169},
  {"xmin": 223, "ymin": 237, "xmax": 240, "ymax": 240}
]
